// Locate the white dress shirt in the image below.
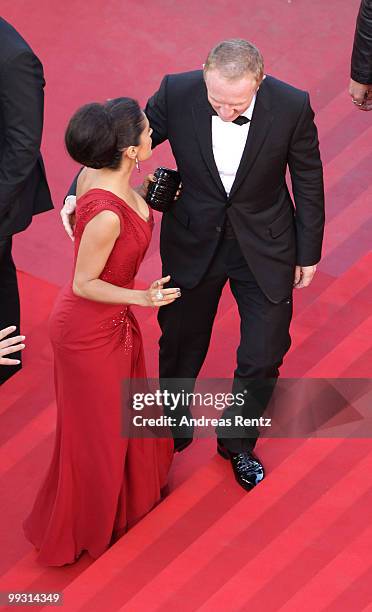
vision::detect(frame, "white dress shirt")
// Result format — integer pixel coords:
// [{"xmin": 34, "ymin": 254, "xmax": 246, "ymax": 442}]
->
[{"xmin": 211, "ymin": 94, "xmax": 256, "ymax": 197}]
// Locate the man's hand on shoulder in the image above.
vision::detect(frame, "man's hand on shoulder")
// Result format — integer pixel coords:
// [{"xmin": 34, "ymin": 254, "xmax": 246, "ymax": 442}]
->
[{"xmin": 61, "ymin": 195, "xmax": 77, "ymax": 241}]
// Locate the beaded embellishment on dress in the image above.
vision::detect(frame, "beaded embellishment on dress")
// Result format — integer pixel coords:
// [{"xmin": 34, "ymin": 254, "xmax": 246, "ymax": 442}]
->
[{"xmin": 100, "ymin": 306, "xmax": 133, "ymax": 353}]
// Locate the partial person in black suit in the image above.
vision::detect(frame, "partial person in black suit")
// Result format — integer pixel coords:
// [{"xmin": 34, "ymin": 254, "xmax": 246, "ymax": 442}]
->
[
  {"xmin": 349, "ymin": 0, "xmax": 372, "ymax": 110},
  {"xmin": 62, "ymin": 39, "xmax": 325, "ymax": 491},
  {"xmin": 0, "ymin": 18, "xmax": 53, "ymax": 385}
]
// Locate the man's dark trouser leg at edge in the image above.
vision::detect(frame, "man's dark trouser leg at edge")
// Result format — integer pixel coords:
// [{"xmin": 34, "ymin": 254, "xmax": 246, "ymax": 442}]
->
[
  {"xmin": 0, "ymin": 237, "xmax": 22, "ymax": 385},
  {"xmin": 158, "ymin": 232, "xmax": 293, "ymax": 453}
]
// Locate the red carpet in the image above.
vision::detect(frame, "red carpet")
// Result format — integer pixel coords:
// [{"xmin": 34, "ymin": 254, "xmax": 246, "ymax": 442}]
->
[{"xmin": 1, "ymin": 0, "xmax": 371, "ymax": 610}]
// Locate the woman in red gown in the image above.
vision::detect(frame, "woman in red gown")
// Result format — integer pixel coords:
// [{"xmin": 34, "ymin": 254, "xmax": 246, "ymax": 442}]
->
[{"xmin": 23, "ymin": 98, "xmax": 179, "ymax": 566}]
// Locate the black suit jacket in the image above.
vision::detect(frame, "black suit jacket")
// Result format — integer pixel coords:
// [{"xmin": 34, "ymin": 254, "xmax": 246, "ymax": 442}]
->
[
  {"xmin": 145, "ymin": 70, "xmax": 325, "ymax": 303},
  {"xmin": 0, "ymin": 18, "xmax": 53, "ymax": 238}
]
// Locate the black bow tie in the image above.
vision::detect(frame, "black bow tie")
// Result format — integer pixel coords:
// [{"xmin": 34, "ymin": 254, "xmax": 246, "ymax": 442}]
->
[
  {"xmin": 232, "ymin": 115, "xmax": 250, "ymax": 125},
  {"xmin": 210, "ymin": 108, "xmax": 250, "ymax": 126}
]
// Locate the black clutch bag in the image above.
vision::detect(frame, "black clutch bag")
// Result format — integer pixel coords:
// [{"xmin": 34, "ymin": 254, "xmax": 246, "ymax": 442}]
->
[{"xmin": 145, "ymin": 167, "xmax": 181, "ymax": 212}]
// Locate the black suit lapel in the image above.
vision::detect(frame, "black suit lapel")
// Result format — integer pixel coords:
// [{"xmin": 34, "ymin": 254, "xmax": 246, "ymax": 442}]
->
[
  {"xmin": 192, "ymin": 86, "xmax": 227, "ymax": 197},
  {"xmin": 229, "ymin": 81, "xmax": 274, "ymax": 199}
]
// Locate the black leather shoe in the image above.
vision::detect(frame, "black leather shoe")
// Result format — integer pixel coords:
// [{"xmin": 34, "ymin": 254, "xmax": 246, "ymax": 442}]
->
[
  {"xmin": 173, "ymin": 437, "xmax": 193, "ymax": 453},
  {"xmin": 217, "ymin": 443, "xmax": 264, "ymax": 491}
]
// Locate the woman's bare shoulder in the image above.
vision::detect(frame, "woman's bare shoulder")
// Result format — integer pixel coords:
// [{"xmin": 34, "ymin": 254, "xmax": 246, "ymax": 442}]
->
[{"xmin": 76, "ymin": 167, "xmax": 91, "ymax": 198}]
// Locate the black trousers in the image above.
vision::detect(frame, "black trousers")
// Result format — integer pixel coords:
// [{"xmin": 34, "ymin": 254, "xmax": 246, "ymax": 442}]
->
[
  {"xmin": 0, "ymin": 237, "xmax": 22, "ymax": 385},
  {"xmin": 158, "ymin": 234, "xmax": 293, "ymax": 453}
]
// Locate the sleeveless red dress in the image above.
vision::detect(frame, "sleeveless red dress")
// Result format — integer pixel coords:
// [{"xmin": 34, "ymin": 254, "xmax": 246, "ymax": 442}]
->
[{"xmin": 23, "ymin": 189, "xmax": 173, "ymax": 566}]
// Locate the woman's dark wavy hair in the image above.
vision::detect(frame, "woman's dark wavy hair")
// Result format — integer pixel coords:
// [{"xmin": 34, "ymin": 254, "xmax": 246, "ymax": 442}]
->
[{"xmin": 65, "ymin": 97, "xmax": 145, "ymax": 169}]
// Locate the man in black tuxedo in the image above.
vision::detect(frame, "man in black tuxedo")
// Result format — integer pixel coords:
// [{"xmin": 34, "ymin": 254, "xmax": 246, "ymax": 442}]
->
[
  {"xmin": 145, "ymin": 38, "xmax": 324, "ymax": 489},
  {"xmin": 62, "ymin": 39, "xmax": 324, "ymax": 491},
  {"xmin": 0, "ymin": 18, "xmax": 53, "ymax": 385}
]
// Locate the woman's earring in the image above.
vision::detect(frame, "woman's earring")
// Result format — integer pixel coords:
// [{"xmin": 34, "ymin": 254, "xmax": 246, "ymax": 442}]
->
[{"xmin": 135, "ymin": 157, "xmax": 140, "ymax": 173}]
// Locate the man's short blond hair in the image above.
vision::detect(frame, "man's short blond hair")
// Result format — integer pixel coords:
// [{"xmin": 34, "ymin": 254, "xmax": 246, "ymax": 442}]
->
[{"xmin": 204, "ymin": 38, "xmax": 264, "ymax": 82}]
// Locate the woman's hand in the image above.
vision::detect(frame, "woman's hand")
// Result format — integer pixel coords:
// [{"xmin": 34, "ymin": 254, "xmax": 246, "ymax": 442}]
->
[
  {"xmin": 135, "ymin": 174, "xmax": 157, "ymax": 199},
  {"xmin": 141, "ymin": 275, "xmax": 181, "ymax": 307},
  {"xmin": 0, "ymin": 326, "xmax": 26, "ymax": 365},
  {"xmin": 175, "ymin": 182, "xmax": 183, "ymax": 200},
  {"xmin": 135, "ymin": 174, "xmax": 183, "ymax": 201}
]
